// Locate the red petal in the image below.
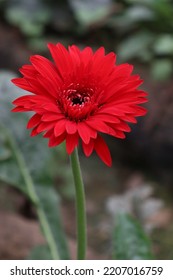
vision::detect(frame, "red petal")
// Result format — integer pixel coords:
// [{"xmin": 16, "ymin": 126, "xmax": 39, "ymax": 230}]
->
[
  {"xmin": 65, "ymin": 120, "xmax": 77, "ymax": 134},
  {"xmin": 90, "ymin": 114, "xmax": 120, "ymax": 124},
  {"xmin": 66, "ymin": 133, "xmax": 79, "ymax": 154},
  {"xmin": 11, "ymin": 78, "xmax": 33, "ymax": 93},
  {"xmin": 114, "ymin": 130, "xmax": 126, "ymax": 139},
  {"xmin": 37, "ymin": 121, "xmax": 56, "ymax": 133},
  {"xmin": 25, "ymin": 77, "xmax": 53, "ymax": 97},
  {"xmin": 54, "ymin": 119, "xmax": 66, "ymax": 137},
  {"xmin": 82, "ymin": 139, "xmax": 94, "ymax": 157},
  {"xmin": 98, "ymin": 106, "xmax": 125, "ymax": 116},
  {"xmin": 12, "ymin": 95, "xmax": 31, "ymax": 105},
  {"xmin": 27, "ymin": 114, "xmax": 41, "ymax": 129},
  {"xmin": 11, "ymin": 106, "xmax": 30, "ymax": 112},
  {"xmin": 95, "ymin": 52, "xmax": 116, "ymax": 78},
  {"xmin": 42, "ymin": 103, "xmax": 61, "ymax": 113},
  {"xmin": 86, "ymin": 118, "xmax": 110, "ymax": 134},
  {"xmin": 30, "ymin": 55, "xmax": 61, "ymax": 86},
  {"xmin": 19, "ymin": 64, "xmax": 37, "ymax": 77},
  {"xmin": 77, "ymin": 122, "xmax": 94, "ymax": 144},
  {"xmin": 133, "ymin": 106, "xmax": 147, "ymax": 116},
  {"xmin": 111, "ymin": 121, "xmax": 131, "ymax": 132},
  {"xmin": 105, "ymin": 79, "xmax": 143, "ymax": 101},
  {"xmin": 41, "ymin": 113, "xmax": 64, "ymax": 122},
  {"xmin": 48, "ymin": 43, "xmax": 73, "ymax": 78},
  {"xmin": 30, "ymin": 126, "xmax": 39, "ymax": 137},
  {"xmin": 94, "ymin": 135, "xmax": 112, "ymax": 167},
  {"xmin": 12, "ymin": 77, "xmax": 51, "ymax": 97},
  {"xmin": 121, "ymin": 115, "xmax": 137, "ymax": 123},
  {"xmin": 43, "ymin": 128, "xmax": 54, "ymax": 138},
  {"xmin": 113, "ymin": 64, "xmax": 133, "ymax": 77},
  {"xmin": 68, "ymin": 45, "xmax": 81, "ymax": 64},
  {"xmin": 48, "ymin": 133, "xmax": 66, "ymax": 147},
  {"xmin": 81, "ymin": 47, "xmax": 93, "ymax": 66},
  {"xmin": 36, "ymin": 75, "xmax": 58, "ymax": 98},
  {"xmin": 12, "ymin": 95, "xmax": 50, "ymax": 106}
]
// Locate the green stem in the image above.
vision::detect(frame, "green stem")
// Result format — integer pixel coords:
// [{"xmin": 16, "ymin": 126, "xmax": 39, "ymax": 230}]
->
[
  {"xmin": 3, "ymin": 127, "xmax": 60, "ymax": 260},
  {"xmin": 70, "ymin": 148, "xmax": 87, "ymax": 260}
]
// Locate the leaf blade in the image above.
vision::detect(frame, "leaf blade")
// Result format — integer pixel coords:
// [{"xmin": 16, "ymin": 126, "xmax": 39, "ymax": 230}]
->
[{"xmin": 113, "ymin": 213, "xmax": 154, "ymax": 260}]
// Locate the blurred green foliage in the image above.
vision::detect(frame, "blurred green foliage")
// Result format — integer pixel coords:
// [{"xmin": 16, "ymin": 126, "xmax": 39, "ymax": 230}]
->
[
  {"xmin": 113, "ymin": 213, "xmax": 153, "ymax": 260},
  {"xmin": 1, "ymin": 0, "xmax": 173, "ymax": 80}
]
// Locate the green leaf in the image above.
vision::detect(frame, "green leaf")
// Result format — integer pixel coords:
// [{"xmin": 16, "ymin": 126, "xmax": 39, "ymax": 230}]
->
[
  {"xmin": 27, "ymin": 37, "xmax": 53, "ymax": 52},
  {"xmin": 151, "ymin": 59, "xmax": 172, "ymax": 81},
  {"xmin": 118, "ymin": 32, "xmax": 153, "ymax": 61},
  {"xmin": 70, "ymin": 0, "xmax": 112, "ymax": 27},
  {"xmin": 0, "ymin": 145, "xmax": 11, "ymax": 161},
  {"xmin": 126, "ymin": 0, "xmax": 159, "ymax": 4},
  {"xmin": 113, "ymin": 213, "xmax": 153, "ymax": 260},
  {"xmin": 126, "ymin": 0, "xmax": 158, "ymax": 4},
  {"xmin": 0, "ymin": 127, "xmax": 27, "ymax": 193},
  {"xmin": 36, "ymin": 184, "xmax": 70, "ymax": 260},
  {"xmin": 28, "ymin": 245, "xmax": 52, "ymax": 260},
  {"xmin": 5, "ymin": 0, "xmax": 51, "ymax": 36},
  {"xmin": 153, "ymin": 35, "xmax": 173, "ymax": 55},
  {"xmin": 125, "ymin": 6, "xmax": 154, "ymax": 22}
]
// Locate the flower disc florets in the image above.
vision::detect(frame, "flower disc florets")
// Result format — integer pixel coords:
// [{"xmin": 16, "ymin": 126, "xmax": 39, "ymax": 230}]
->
[
  {"xmin": 58, "ymin": 82, "xmax": 100, "ymax": 121},
  {"xmin": 11, "ymin": 43, "xmax": 147, "ymax": 166}
]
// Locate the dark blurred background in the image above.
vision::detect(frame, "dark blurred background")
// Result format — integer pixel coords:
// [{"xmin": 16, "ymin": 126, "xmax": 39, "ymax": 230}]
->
[{"xmin": 1, "ymin": 0, "xmax": 173, "ymax": 260}]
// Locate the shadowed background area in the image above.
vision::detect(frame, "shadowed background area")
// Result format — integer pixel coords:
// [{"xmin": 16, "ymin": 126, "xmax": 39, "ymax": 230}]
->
[{"xmin": 1, "ymin": 0, "xmax": 173, "ymax": 260}]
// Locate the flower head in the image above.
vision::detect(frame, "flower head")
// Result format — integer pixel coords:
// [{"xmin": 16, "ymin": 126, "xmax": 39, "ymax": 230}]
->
[{"xmin": 12, "ymin": 43, "xmax": 147, "ymax": 166}]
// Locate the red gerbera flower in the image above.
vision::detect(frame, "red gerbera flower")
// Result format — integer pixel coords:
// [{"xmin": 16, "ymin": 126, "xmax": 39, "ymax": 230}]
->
[{"xmin": 11, "ymin": 43, "xmax": 147, "ymax": 166}]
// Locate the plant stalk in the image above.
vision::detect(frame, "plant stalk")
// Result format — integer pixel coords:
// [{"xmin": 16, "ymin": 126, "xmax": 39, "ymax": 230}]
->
[{"xmin": 70, "ymin": 148, "xmax": 87, "ymax": 260}]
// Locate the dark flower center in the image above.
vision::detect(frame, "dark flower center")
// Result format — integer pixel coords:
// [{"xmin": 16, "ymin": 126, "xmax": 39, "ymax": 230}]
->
[
  {"xmin": 71, "ymin": 94, "xmax": 85, "ymax": 106},
  {"xmin": 58, "ymin": 85, "xmax": 100, "ymax": 121}
]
